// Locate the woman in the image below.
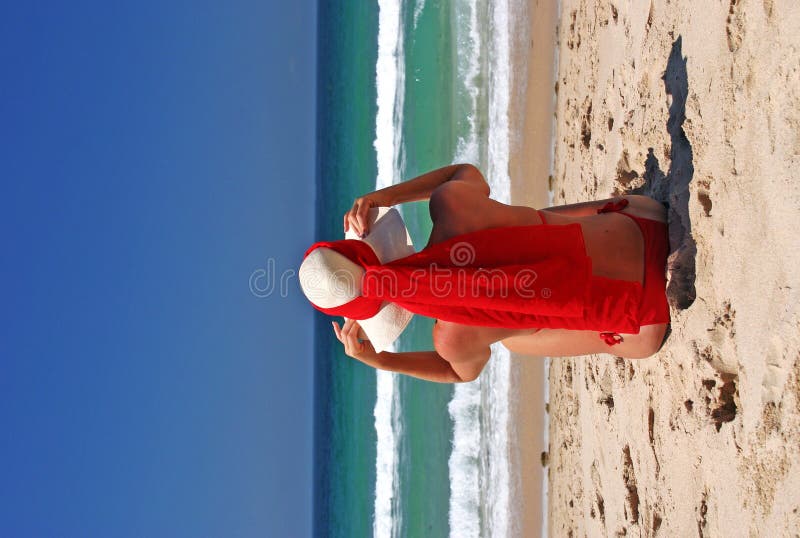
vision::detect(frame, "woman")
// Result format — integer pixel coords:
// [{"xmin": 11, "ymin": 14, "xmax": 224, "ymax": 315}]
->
[{"xmin": 301, "ymin": 164, "xmax": 670, "ymax": 383}]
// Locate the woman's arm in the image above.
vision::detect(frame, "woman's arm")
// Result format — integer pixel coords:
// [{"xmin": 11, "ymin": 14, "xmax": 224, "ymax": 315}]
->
[
  {"xmin": 374, "ymin": 163, "xmax": 488, "ymax": 206},
  {"xmin": 374, "ymin": 350, "xmax": 466, "ymax": 384},
  {"xmin": 344, "ymin": 164, "xmax": 489, "ymax": 236},
  {"xmin": 333, "ymin": 319, "xmax": 475, "ymax": 384}
]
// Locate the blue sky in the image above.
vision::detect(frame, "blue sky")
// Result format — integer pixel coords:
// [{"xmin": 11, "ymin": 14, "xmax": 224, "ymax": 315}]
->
[{"xmin": 1, "ymin": 1, "xmax": 315, "ymax": 536}]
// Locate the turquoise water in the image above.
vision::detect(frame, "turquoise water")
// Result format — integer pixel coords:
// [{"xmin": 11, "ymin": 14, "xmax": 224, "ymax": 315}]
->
[
  {"xmin": 314, "ymin": 3, "xmax": 379, "ymax": 536},
  {"xmin": 315, "ymin": 1, "xmax": 522, "ymax": 536},
  {"xmin": 393, "ymin": 4, "xmax": 456, "ymax": 535}
]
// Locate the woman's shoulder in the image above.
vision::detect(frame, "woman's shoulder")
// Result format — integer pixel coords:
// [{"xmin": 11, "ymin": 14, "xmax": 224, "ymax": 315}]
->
[
  {"xmin": 429, "ymin": 190, "xmax": 543, "ymax": 242},
  {"xmin": 432, "ymin": 320, "xmax": 534, "ymax": 357}
]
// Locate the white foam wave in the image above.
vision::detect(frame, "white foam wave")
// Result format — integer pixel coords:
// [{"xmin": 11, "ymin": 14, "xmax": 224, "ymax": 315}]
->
[
  {"xmin": 412, "ymin": 0, "xmax": 426, "ymax": 30},
  {"xmin": 373, "ymin": 1, "xmax": 406, "ymax": 537},
  {"xmin": 452, "ymin": 0, "xmax": 481, "ymax": 165},
  {"xmin": 448, "ymin": 1, "xmax": 514, "ymax": 537},
  {"xmin": 373, "ymin": 372, "xmax": 398, "ymax": 538},
  {"xmin": 484, "ymin": 5, "xmax": 512, "ymax": 536},
  {"xmin": 448, "ymin": 2, "xmax": 485, "ymax": 537},
  {"xmin": 374, "ymin": 0, "xmax": 405, "ymax": 191},
  {"xmin": 447, "ymin": 381, "xmax": 484, "ymax": 537},
  {"xmin": 486, "ymin": 0, "xmax": 511, "ymax": 204}
]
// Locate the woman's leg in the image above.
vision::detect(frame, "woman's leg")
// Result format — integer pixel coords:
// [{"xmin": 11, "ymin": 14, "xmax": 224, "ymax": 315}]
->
[
  {"xmin": 501, "ymin": 322, "xmax": 669, "ymax": 359},
  {"xmin": 538, "ymin": 196, "xmax": 624, "ymax": 218},
  {"xmin": 540, "ymin": 194, "xmax": 666, "ymax": 221}
]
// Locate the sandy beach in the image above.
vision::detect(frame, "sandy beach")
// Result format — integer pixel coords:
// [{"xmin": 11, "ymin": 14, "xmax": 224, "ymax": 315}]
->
[{"xmin": 510, "ymin": 0, "xmax": 800, "ymax": 535}]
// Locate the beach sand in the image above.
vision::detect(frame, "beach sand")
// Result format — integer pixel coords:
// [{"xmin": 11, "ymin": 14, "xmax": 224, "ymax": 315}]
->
[{"xmin": 510, "ymin": 0, "xmax": 800, "ymax": 535}]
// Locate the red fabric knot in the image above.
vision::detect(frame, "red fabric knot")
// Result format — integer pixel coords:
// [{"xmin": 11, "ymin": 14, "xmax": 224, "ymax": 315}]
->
[
  {"xmin": 600, "ymin": 332, "xmax": 624, "ymax": 346},
  {"xmin": 597, "ymin": 198, "xmax": 630, "ymax": 214}
]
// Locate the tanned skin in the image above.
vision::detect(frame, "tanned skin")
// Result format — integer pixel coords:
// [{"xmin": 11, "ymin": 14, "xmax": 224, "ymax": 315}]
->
[{"xmin": 333, "ymin": 164, "xmax": 669, "ymax": 383}]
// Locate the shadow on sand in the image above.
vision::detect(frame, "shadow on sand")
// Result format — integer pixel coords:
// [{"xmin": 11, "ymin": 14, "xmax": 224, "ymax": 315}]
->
[{"xmin": 630, "ymin": 36, "xmax": 697, "ymax": 311}]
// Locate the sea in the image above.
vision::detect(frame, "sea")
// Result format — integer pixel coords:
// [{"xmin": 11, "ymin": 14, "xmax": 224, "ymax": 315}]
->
[{"xmin": 314, "ymin": 1, "xmax": 536, "ymax": 536}]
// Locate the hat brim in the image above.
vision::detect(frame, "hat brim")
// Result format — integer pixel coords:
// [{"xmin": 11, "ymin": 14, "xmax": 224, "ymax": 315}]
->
[{"xmin": 344, "ymin": 207, "xmax": 415, "ymax": 353}]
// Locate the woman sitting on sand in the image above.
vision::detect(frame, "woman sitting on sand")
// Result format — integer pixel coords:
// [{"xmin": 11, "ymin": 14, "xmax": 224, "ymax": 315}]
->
[{"xmin": 299, "ymin": 164, "xmax": 670, "ymax": 383}]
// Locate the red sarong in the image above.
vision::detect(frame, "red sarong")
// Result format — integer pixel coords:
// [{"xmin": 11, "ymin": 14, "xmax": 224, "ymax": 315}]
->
[{"xmin": 304, "ymin": 223, "xmax": 643, "ymax": 334}]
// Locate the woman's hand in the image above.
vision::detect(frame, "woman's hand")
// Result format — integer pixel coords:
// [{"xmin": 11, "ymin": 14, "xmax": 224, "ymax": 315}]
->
[
  {"xmin": 332, "ymin": 318, "xmax": 381, "ymax": 367},
  {"xmin": 332, "ymin": 318, "xmax": 468, "ymax": 383},
  {"xmin": 343, "ymin": 192, "xmax": 391, "ymax": 238},
  {"xmin": 342, "ymin": 165, "xmax": 488, "ymax": 237}
]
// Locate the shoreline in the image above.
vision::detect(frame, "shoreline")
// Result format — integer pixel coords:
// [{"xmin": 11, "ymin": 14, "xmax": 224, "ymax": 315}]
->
[{"xmin": 507, "ymin": 0, "xmax": 560, "ymax": 535}]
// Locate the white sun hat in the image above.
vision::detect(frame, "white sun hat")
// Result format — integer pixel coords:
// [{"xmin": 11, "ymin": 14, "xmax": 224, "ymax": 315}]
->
[{"xmin": 299, "ymin": 207, "xmax": 416, "ymax": 352}]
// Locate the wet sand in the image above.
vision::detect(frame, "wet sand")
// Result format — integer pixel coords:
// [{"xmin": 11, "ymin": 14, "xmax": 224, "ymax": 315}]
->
[{"xmin": 507, "ymin": 0, "xmax": 559, "ymax": 535}]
